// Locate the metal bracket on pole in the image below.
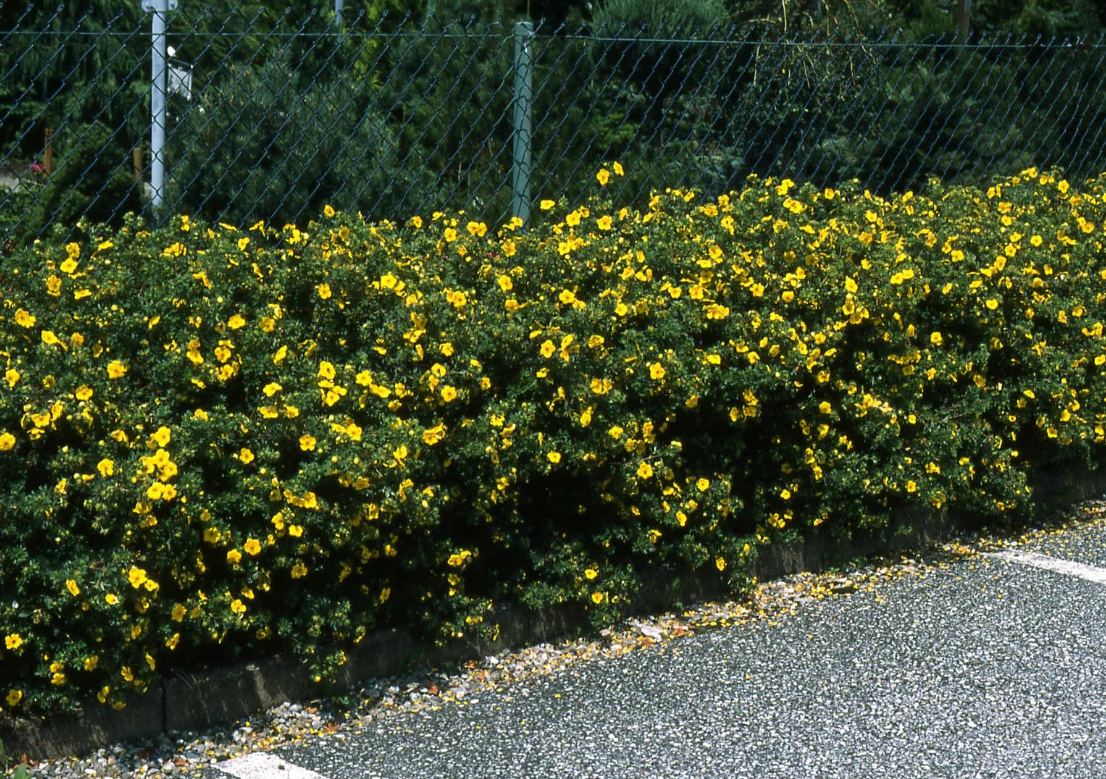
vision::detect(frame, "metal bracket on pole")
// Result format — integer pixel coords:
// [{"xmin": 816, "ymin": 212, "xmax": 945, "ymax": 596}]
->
[
  {"xmin": 511, "ymin": 21, "xmax": 534, "ymax": 228},
  {"xmin": 141, "ymin": 0, "xmax": 177, "ymax": 211}
]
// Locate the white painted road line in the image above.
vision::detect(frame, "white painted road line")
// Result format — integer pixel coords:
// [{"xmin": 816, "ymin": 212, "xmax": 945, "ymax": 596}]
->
[
  {"xmin": 215, "ymin": 753, "xmax": 330, "ymax": 779},
  {"xmin": 986, "ymin": 550, "xmax": 1106, "ymax": 585}
]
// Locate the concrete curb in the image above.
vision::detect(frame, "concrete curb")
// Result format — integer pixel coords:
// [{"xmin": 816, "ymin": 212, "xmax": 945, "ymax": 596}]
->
[{"xmin": 4, "ymin": 464, "xmax": 1103, "ymax": 760}]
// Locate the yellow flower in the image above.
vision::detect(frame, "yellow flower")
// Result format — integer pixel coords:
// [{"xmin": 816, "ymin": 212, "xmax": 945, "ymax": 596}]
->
[
  {"xmin": 238, "ymin": 448, "xmax": 254, "ymax": 464},
  {"xmin": 291, "ymin": 563, "xmax": 308, "ymax": 579},
  {"xmin": 127, "ymin": 567, "xmax": 148, "ymax": 589},
  {"xmin": 422, "ymin": 423, "xmax": 446, "ymax": 445},
  {"xmin": 818, "ymin": 402, "xmax": 832, "ymax": 414},
  {"xmin": 150, "ymin": 426, "xmax": 171, "ymax": 448},
  {"xmin": 596, "ymin": 168, "xmax": 610, "ymax": 185},
  {"xmin": 260, "ymin": 317, "xmax": 276, "ymax": 333},
  {"xmin": 171, "ymin": 603, "xmax": 187, "ymax": 621},
  {"xmin": 323, "ymin": 204, "xmax": 336, "ymax": 218},
  {"xmin": 590, "ymin": 378, "xmax": 612, "ymax": 395},
  {"xmin": 97, "ymin": 459, "xmax": 114, "ymax": 477},
  {"xmin": 649, "ymin": 362, "xmax": 666, "ymax": 380},
  {"xmin": 5, "ymin": 633, "xmax": 23, "ymax": 650},
  {"xmin": 715, "ymin": 556, "xmax": 726, "ymax": 572},
  {"xmin": 985, "ymin": 299, "xmax": 999, "ymax": 310},
  {"xmin": 230, "ymin": 599, "xmax": 246, "ymax": 614},
  {"xmin": 497, "ymin": 275, "xmax": 513, "ymax": 292},
  {"xmin": 227, "ymin": 314, "xmax": 246, "ymax": 329},
  {"xmin": 540, "ymin": 199, "xmax": 555, "ymax": 211},
  {"xmin": 263, "ymin": 382, "xmax": 282, "ymax": 397},
  {"xmin": 540, "ymin": 340, "xmax": 556, "ymax": 358},
  {"xmin": 317, "ymin": 284, "xmax": 332, "ymax": 299},
  {"xmin": 637, "ymin": 461, "xmax": 654, "ymax": 479},
  {"xmin": 467, "ymin": 221, "xmax": 487, "ymax": 237},
  {"xmin": 299, "ymin": 435, "xmax": 316, "ymax": 451},
  {"xmin": 41, "ymin": 330, "xmax": 61, "ymax": 346},
  {"xmin": 548, "ymin": 451, "xmax": 562, "ymax": 464},
  {"xmin": 597, "ymin": 215, "xmax": 613, "ymax": 230},
  {"xmin": 107, "ymin": 361, "xmax": 128, "ymax": 380},
  {"xmin": 0, "ymin": 432, "xmax": 15, "ymax": 452},
  {"xmin": 584, "ymin": 568, "xmax": 598, "ymax": 580},
  {"xmin": 590, "ymin": 591, "xmax": 604, "ymax": 604},
  {"xmin": 931, "ymin": 332, "xmax": 943, "ymax": 346},
  {"xmin": 66, "ymin": 579, "xmax": 80, "ymax": 597},
  {"xmin": 226, "ymin": 549, "xmax": 242, "ymax": 565},
  {"xmin": 608, "ymin": 425, "xmax": 623, "ymax": 439},
  {"xmin": 612, "ymin": 161, "xmax": 624, "ymax": 176},
  {"xmin": 244, "ymin": 538, "xmax": 261, "ymax": 556},
  {"xmin": 6, "ymin": 689, "xmax": 22, "ymax": 707},
  {"xmin": 105, "ymin": 593, "xmax": 118, "ymax": 605},
  {"xmin": 14, "ymin": 308, "xmax": 36, "ymax": 328},
  {"xmin": 697, "ymin": 478, "xmax": 710, "ymax": 492},
  {"xmin": 579, "ymin": 407, "xmax": 593, "ymax": 427},
  {"xmin": 84, "ymin": 655, "xmax": 99, "ymax": 671},
  {"xmin": 441, "ymin": 385, "xmax": 458, "ymax": 402},
  {"xmin": 4, "ymin": 368, "xmax": 18, "ymax": 387}
]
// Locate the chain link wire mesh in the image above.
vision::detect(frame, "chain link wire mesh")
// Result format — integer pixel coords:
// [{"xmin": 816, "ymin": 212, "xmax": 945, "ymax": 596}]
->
[{"xmin": 2, "ymin": 6, "xmax": 1106, "ymax": 250}]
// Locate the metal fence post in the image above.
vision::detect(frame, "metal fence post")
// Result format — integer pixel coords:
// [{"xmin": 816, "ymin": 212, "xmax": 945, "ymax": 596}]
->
[
  {"xmin": 511, "ymin": 20, "xmax": 533, "ymax": 227},
  {"xmin": 142, "ymin": 0, "xmax": 177, "ymax": 211}
]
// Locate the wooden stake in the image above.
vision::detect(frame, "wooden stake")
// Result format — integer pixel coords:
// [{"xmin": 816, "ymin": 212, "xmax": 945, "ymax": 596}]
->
[{"xmin": 134, "ymin": 147, "xmax": 144, "ymax": 182}]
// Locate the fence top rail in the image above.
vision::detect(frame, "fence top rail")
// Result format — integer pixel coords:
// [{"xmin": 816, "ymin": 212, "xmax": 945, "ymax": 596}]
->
[{"xmin": 3, "ymin": 13, "xmax": 1106, "ymax": 49}]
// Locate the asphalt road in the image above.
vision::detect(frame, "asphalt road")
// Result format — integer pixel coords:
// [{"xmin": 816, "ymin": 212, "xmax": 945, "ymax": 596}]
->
[{"xmin": 202, "ymin": 520, "xmax": 1106, "ymax": 779}]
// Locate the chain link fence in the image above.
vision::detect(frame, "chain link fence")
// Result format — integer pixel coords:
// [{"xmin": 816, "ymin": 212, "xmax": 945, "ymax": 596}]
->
[{"xmin": 2, "ymin": 6, "xmax": 1106, "ymax": 249}]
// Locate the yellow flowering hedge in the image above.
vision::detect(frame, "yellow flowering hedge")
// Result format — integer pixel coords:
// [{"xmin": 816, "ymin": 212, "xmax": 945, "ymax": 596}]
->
[{"xmin": 2, "ymin": 166, "xmax": 1106, "ymax": 715}]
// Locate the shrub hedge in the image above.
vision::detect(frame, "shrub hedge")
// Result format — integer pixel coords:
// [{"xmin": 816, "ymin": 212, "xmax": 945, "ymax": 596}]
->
[{"xmin": 1, "ymin": 166, "xmax": 1105, "ymax": 716}]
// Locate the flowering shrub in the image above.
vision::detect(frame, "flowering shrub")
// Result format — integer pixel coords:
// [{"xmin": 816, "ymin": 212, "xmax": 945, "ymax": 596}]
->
[{"xmin": 1, "ymin": 166, "xmax": 1105, "ymax": 716}]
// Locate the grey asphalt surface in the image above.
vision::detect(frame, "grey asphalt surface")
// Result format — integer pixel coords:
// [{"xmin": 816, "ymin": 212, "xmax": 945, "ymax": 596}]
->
[{"xmin": 204, "ymin": 520, "xmax": 1106, "ymax": 779}]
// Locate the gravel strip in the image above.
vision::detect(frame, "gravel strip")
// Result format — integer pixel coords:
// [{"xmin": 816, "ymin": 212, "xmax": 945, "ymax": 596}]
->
[{"xmin": 14, "ymin": 500, "xmax": 1105, "ymax": 779}]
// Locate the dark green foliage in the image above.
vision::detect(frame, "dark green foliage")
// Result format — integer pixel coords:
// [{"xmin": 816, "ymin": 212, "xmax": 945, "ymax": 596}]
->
[
  {"xmin": 21, "ymin": 122, "xmax": 144, "ymax": 238},
  {"xmin": 168, "ymin": 51, "xmax": 425, "ymax": 226}
]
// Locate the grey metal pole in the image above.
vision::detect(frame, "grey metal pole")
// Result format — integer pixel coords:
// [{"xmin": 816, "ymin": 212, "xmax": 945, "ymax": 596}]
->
[
  {"xmin": 511, "ymin": 21, "xmax": 533, "ymax": 227},
  {"xmin": 335, "ymin": 0, "xmax": 344, "ymax": 26},
  {"xmin": 142, "ymin": 0, "xmax": 177, "ymax": 211}
]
